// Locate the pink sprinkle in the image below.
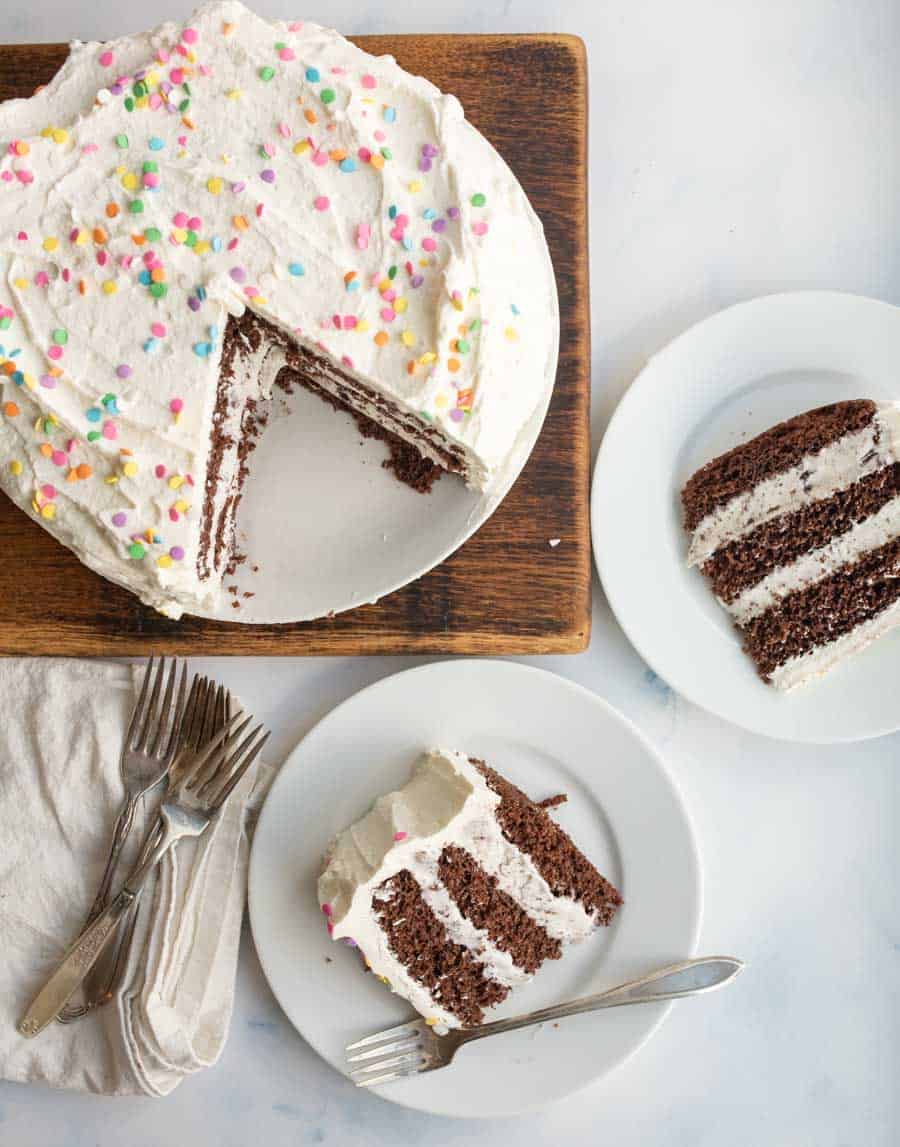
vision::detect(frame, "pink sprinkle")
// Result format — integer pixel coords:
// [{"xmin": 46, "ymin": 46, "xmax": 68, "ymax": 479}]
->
[
  {"xmin": 143, "ymin": 172, "xmax": 160, "ymax": 189},
  {"xmin": 393, "ymin": 831, "xmax": 408, "ymax": 842},
  {"xmin": 39, "ymin": 374, "xmax": 57, "ymax": 389},
  {"xmin": 357, "ymin": 147, "xmax": 372, "ymax": 163},
  {"xmin": 261, "ymin": 141, "xmax": 276, "ymax": 157},
  {"xmin": 177, "ymin": 135, "xmax": 188, "ymax": 147},
  {"xmin": 155, "ymin": 464, "xmax": 167, "ymax": 478},
  {"xmin": 169, "ymin": 508, "xmax": 179, "ymax": 522},
  {"xmin": 173, "ymin": 211, "xmax": 189, "ymax": 228},
  {"xmin": 472, "ymin": 221, "xmax": 489, "ymax": 236},
  {"xmin": 41, "ymin": 483, "xmax": 57, "ymax": 499},
  {"xmin": 277, "ymin": 121, "xmax": 292, "ymax": 138},
  {"xmin": 148, "ymin": 93, "xmax": 162, "ymax": 111},
  {"xmin": 170, "ymin": 68, "xmax": 185, "ymax": 85},
  {"xmin": 1, "ymin": 172, "xmax": 12, "ymax": 183},
  {"xmin": 288, "ymin": 21, "xmax": 304, "ymax": 31},
  {"xmin": 395, "ymin": 214, "xmax": 410, "ymax": 229},
  {"xmin": 99, "ymin": 50, "xmax": 114, "ymax": 67},
  {"xmin": 187, "ymin": 215, "xmax": 202, "ymax": 231},
  {"xmin": 279, "ymin": 47, "xmax": 296, "ymax": 61},
  {"xmin": 341, "ymin": 355, "xmax": 354, "ymax": 368},
  {"xmin": 380, "ymin": 307, "xmax": 396, "ymax": 322},
  {"xmin": 47, "ymin": 345, "xmax": 63, "ymax": 360},
  {"xmin": 102, "ymin": 420, "xmax": 118, "ymax": 440},
  {"xmin": 312, "ymin": 150, "xmax": 328, "ymax": 167},
  {"xmin": 182, "ymin": 27, "xmax": 199, "ymax": 44},
  {"xmin": 332, "ymin": 314, "xmax": 342, "ymax": 330},
  {"xmin": 34, "ymin": 271, "xmax": 49, "ymax": 287},
  {"xmin": 16, "ymin": 170, "xmax": 34, "ymax": 185},
  {"xmin": 355, "ymin": 223, "xmax": 370, "ymax": 250},
  {"xmin": 361, "ymin": 74, "xmax": 376, "ymax": 89},
  {"xmin": 51, "ymin": 450, "xmax": 67, "ymax": 467},
  {"xmin": 96, "ymin": 250, "xmax": 108, "ymax": 266},
  {"xmin": 389, "ymin": 227, "xmax": 404, "ymax": 242},
  {"xmin": 66, "ymin": 439, "xmax": 76, "ymax": 453},
  {"xmin": 321, "ymin": 902, "xmax": 332, "ymax": 916},
  {"xmin": 382, "ymin": 289, "xmax": 397, "ymax": 303},
  {"xmin": 16, "ymin": 231, "xmax": 27, "ymax": 241},
  {"xmin": 314, "ymin": 195, "xmax": 330, "ymax": 212},
  {"xmin": 422, "ymin": 236, "xmax": 437, "ymax": 252},
  {"xmin": 374, "ymin": 130, "xmax": 386, "ymax": 142},
  {"xmin": 342, "ymin": 316, "xmax": 357, "ymax": 330},
  {"xmin": 169, "ymin": 397, "xmax": 184, "ymax": 414},
  {"xmin": 151, "ymin": 322, "xmax": 167, "ymax": 337}
]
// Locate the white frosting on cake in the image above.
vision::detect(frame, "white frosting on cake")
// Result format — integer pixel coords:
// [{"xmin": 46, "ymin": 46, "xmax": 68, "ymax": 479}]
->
[
  {"xmin": 0, "ymin": 1, "xmax": 558, "ymax": 618},
  {"xmin": 317, "ymin": 749, "xmax": 598, "ymax": 1029}
]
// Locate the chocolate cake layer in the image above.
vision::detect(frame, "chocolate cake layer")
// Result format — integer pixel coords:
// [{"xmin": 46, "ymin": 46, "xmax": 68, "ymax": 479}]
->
[
  {"xmin": 374, "ymin": 869, "xmax": 509, "ymax": 1027},
  {"xmin": 682, "ymin": 400, "xmax": 877, "ymax": 532},
  {"xmin": 475, "ymin": 761, "xmax": 623, "ymax": 924},
  {"xmin": 437, "ymin": 844, "xmax": 562, "ymax": 973},
  {"xmin": 741, "ymin": 535, "xmax": 900, "ymax": 678},
  {"xmin": 701, "ymin": 462, "xmax": 900, "ymax": 603}
]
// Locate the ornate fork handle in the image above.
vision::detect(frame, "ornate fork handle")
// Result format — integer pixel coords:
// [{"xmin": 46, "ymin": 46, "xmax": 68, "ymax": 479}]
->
[
  {"xmin": 455, "ymin": 956, "xmax": 744, "ymax": 1048},
  {"xmin": 83, "ymin": 794, "xmax": 140, "ymax": 923}
]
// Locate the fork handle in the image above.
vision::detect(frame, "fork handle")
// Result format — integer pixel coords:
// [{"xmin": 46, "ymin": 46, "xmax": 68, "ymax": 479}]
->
[
  {"xmin": 18, "ymin": 821, "xmax": 181, "ymax": 1038},
  {"xmin": 84, "ymin": 795, "xmax": 139, "ymax": 922},
  {"xmin": 457, "ymin": 956, "xmax": 744, "ymax": 1047}
]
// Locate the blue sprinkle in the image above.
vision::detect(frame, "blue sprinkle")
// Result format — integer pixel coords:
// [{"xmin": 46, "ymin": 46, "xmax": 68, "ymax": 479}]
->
[
  {"xmin": 9, "ymin": 348, "xmax": 19, "ymax": 358},
  {"xmin": 148, "ymin": 136, "xmax": 165, "ymax": 150},
  {"xmin": 193, "ymin": 342, "xmax": 212, "ymax": 357},
  {"xmin": 211, "ymin": 236, "xmax": 223, "ymax": 252},
  {"xmin": 346, "ymin": 279, "xmax": 360, "ymax": 292},
  {"xmin": 402, "ymin": 236, "xmax": 413, "ymax": 251},
  {"xmin": 511, "ymin": 303, "xmax": 520, "ymax": 315},
  {"xmin": 339, "ymin": 158, "xmax": 357, "ymax": 173},
  {"xmin": 383, "ymin": 106, "xmax": 396, "ymax": 123},
  {"xmin": 196, "ymin": 285, "xmax": 207, "ymax": 301},
  {"xmin": 138, "ymin": 269, "xmax": 152, "ymax": 285},
  {"xmin": 305, "ymin": 67, "xmax": 320, "ymax": 83},
  {"xmin": 388, "ymin": 205, "xmax": 397, "ymax": 220},
  {"xmin": 288, "ymin": 262, "xmax": 305, "ymax": 277},
  {"xmin": 423, "ymin": 208, "xmax": 437, "ymax": 220},
  {"xmin": 12, "ymin": 371, "xmax": 24, "ymax": 386},
  {"xmin": 143, "ymin": 337, "xmax": 158, "ymax": 353}
]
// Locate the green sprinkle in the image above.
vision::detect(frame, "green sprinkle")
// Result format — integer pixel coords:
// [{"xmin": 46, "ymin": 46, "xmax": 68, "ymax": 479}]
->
[
  {"xmin": 471, "ymin": 192, "xmax": 486, "ymax": 207},
  {"xmin": 142, "ymin": 160, "xmax": 158, "ymax": 173},
  {"xmin": 320, "ymin": 88, "xmax": 336, "ymax": 104},
  {"xmin": 178, "ymin": 98, "xmax": 191, "ymax": 113},
  {"xmin": 259, "ymin": 66, "xmax": 276, "ymax": 82},
  {"xmin": 51, "ymin": 328, "xmax": 68, "ymax": 345},
  {"xmin": 128, "ymin": 542, "xmax": 146, "ymax": 560},
  {"xmin": 114, "ymin": 133, "xmax": 129, "ymax": 149},
  {"xmin": 87, "ymin": 430, "xmax": 101, "ymax": 442},
  {"xmin": 457, "ymin": 338, "xmax": 471, "ymax": 353},
  {"xmin": 144, "ymin": 227, "xmax": 162, "ymax": 241},
  {"xmin": 149, "ymin": 282, "xmax": 168, "ymax": 299},
  {"xmin": 128, "ymin": 199, "xmax": 144, "ymax": 214},
  {"xmin": 380, "ymin": 147, "xmax": 392, "ymax": 160},
  {"xmin": 185, "ymin": 230, "xmax": 198, "ymax": 248},
  {"xmin": 388, "ymin": 265, "xmax": 398, "ymax": 279},
  {"xmin": 124, "ymin": 97, "xmax": 135, "ymax": 112}
]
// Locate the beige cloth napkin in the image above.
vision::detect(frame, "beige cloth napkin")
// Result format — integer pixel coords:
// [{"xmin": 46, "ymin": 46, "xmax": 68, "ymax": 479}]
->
[{"xmin": 0, "ymin": 658, "xmax": 270, "ymax": 1096}]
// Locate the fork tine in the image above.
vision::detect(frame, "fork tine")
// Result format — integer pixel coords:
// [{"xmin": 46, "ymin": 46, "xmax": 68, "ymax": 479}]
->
[
  {"xmin": 125, "ymin": 654, "xmax": 155, "ymax": 752},
  {"xmin": 214, "ymin": 684, "xmax": 227, "ymax": 735},
  {"xmin": 148, "ymin": 657, "xmax": 178, "ymax": 759},
  {"xmin": 189, "ymin": 715, "xmax": 253, "ymax": 792},
  {"xmin": 346, "ymin": 1020, "xmax": 423, "ymax": 1052},
  {"xmin": 184, "ymin": 676, "xmax": 208, "ymax": 751},
  {"xmin": 162, "ymin": 662, "xmax": 190, "ymax": 761},
  {"xmin": 207, "ymin": 729, "xmax": 269, "ymax": 809},
  {"xmin": 133, "ymin": 655, "xmax": 167, "ymax": 752},
  {"xmin": 354, "ymin": 1071, "xmax": 405, "ymax": 1088},
  {"xmin": 347, "ymin": 1035, "xmax": 423, "ymax": 1063},
  {"xmin": 177, "ymin": 709, "xmax": 247, "ymax": 790},
  {"xmin": 199, "ymin": 682, "xmax": 220, "ymax": 746},
  {"xmin": 350, "ymin": 1051, "xmax": 426, "ymax": 1080}
]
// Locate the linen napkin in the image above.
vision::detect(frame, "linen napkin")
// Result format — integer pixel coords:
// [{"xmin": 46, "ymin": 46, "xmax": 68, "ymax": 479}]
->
[{"xmin": 0, "ymin": 658, "xmax": 270, "ymax": 1096}]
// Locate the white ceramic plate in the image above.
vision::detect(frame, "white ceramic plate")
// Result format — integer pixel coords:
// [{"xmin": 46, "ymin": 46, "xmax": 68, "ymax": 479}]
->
[
  {"xmin": 592, "ymin": 291, "xmax": 900, "ymax": 743},
  {"xmin": 202, "ymin": 338, "xmax": 556, "ymax": 624},
  {"xmin": 249, "ymin": 660, "xmax": 701, "ymax": 1118}
]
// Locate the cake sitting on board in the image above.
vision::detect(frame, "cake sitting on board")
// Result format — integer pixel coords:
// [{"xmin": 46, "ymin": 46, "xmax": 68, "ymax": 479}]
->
[
  {"xmin": 0, "ymin": 1, "xmax": 557, "ymax": 619},
  {"xmin": 317, "ymin": 749, "xmax": 622, "ymax": 1030},
  {"xmin": 682, "ymin": 399, "xmax": 900, "ymax": 690}
]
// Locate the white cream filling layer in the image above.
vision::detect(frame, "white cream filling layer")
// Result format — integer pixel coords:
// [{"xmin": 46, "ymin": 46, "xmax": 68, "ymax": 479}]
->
[
  {"xmin": 688, "ymin": 404, "xmax": 900, "ymax": 567},
  {"xmin": 725, "ymin": 493, "xmax": 900, "ymax": 624}
]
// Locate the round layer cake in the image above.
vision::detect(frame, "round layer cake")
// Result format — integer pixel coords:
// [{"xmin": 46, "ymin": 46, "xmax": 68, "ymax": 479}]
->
[{"xmin": 0, "ymin": 1, "xmax": 558, "ymax": 618}]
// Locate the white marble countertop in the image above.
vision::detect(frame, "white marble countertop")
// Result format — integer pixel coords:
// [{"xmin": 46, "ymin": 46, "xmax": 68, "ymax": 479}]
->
[{"xmin": 2, "ymin": 0, "xmax": 899, "ymax": 1143}]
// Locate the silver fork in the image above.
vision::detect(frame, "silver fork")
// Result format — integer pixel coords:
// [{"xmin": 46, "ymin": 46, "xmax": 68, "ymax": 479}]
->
[
  {"xmin": 346, "ymin": 956, "xmax": 744, "ymax": 1087},
  {"xmin": 18, "ymin": 699, "xmax": 269, "ymax": 1038},
  {"xmin": 57, "ymin": 655, "xmax": 188, "ymax": 1023},
  {"xmin": 59, "ymin": 672, "xmax": 226, "ymax": 1021}
]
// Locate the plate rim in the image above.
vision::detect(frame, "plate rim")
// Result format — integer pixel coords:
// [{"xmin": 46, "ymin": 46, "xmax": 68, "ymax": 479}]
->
[
  {"xmin": 591, "ymin": 289, "xmax": 900, "ymax": 744},
  {"xmin": 248, "ymin": 658, "xmax": 703, "ymax": 1118}
]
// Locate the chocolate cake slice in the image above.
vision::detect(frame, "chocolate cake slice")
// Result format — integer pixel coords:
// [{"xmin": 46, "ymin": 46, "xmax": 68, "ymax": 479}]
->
[
  {"xmin": 318, "ymin": 749, "xmax": 622, "ymax": 1029},
  {"xmin": 682, "ymin": 399, "xmax": 900, "ymax": 689}
]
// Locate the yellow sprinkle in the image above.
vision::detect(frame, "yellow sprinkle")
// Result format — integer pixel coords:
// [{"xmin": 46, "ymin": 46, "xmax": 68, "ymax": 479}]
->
[
  {"xmin": 451, "ymin": 296, "xmax": 464, "ymax": 312},
  {"xmin": 419, "ymin": 351, "xmax": 437, "ymax": 365},
  {"xmin": 157, "ymin": 554, "xmax": 174, "ymax": 569},
  {"xmin": 174, "ymin": 498, "xmax": 189, "ymax": 513},
  {"xmin": 400, "ymin": 330, "xmax": 416, "ymax": 347},
  {"xmin": 408, "ymin": 180, "xmax": 422, "ymax": 193},
  {"xmin": 226, "ymin": 88, "xmax": 242, "ymax": 100},
  {"xmin": 39, "ymin": 127, "xmax": 53, "ymax": 139},
  {"xmin": 42, "ymin": 237, "xmax": 59, "ymax": 253},
  {"xmin": 168, "ymin": 475, "xmax": 184, "ymax": 490},
  {"xmin": 394, "ymin": 298, "xmax": 408, "ymax": 314},
  {"xmin": 171, "ymin": 228, "xmax": 187, "ymax": 243},
  {"xmin": 356, "ymin": 319, "xmax": 370, "ymax": 333},
  {"xmin": 105, "ymin": 475, "xmax": 119, "ymax": 485},
  {"xmin": 434, "ymin": 393, "xmax": 448, "ymax": 409},
  {"xmin": 9, "ymin": 460, "xmax": 23, "ymax": 476},
  {"xmin": 51, "ymin": 128, "xmax": 68, "ymax": 144},
  {"xmin": 121, "ymin": 172, "xmax": 138, "ymax": 191},
  {"xmin": 425, "ymin": 1018, "xmax": 440, "ymax": 1027},
  {"xmin": 293, "ymin": 140, "xmax": 311, "ymax": 156},
  {"xmin": 73, "ymin": 229, "xmax": 89, "ymax": 246},
  {"xmin": 145, "ymin": 70, "xmax": 160, "ymax": 86},
  {"xmin": 13, "ymin": 140, "xmax": 29, "ymax": 156},
  {"xmin": 122, "ymin": 461, "xmax": 138, "ymax": 478},
  {"xmin": 102, "ymin": 280, "xmax": 118, "ymax": 295},
  {"xmin": 23, "ymin": 373, "xmax": 36, "ymax": 390},
  {"xmin": 207, "ymin": 176, "xmax": 224, "ymax": 195},
  {"xmin": 12, "ymin": 278, "xmax": 28, "ymax": 290},
  {"xmin": 194, "ymin": 240, "xmax": 211, "ymax": 255},
  {"xmin": 40, "ymin": 503, "xmax": 56, "ymax": 520},
  {"xmin": 504, "ymin": 326, "xmax": 519, "ymax": 341}
]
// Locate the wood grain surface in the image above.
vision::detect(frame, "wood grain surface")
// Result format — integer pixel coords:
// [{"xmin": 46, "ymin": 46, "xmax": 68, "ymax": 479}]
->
[{"xmin": 0, "ymin": 34, "xmax": 590, "ymax": 655}]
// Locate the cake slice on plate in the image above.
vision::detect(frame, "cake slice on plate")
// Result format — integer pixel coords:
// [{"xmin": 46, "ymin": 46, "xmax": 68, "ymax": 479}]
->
[
  {"xmin": 317, "ymin": 749, "xmax": 622, "ymax": 1029},
  {"xmin": 682, "ymin": 399, "xmax": 900, "ymax": 689}
]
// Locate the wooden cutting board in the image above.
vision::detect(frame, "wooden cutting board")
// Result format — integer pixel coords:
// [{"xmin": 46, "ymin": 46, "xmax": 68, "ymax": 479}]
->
[{"xmin": 0, "ymin": 35, "xmax": 590, "ymax": 655}]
